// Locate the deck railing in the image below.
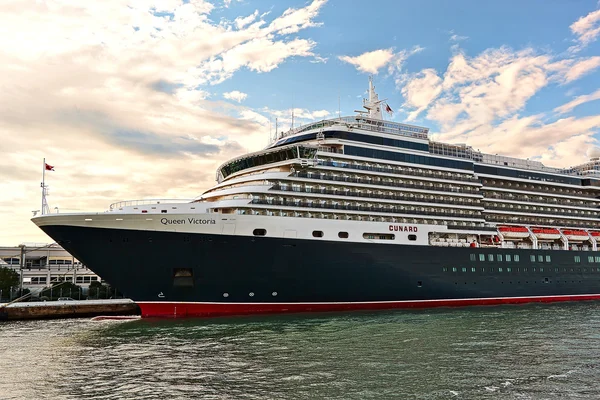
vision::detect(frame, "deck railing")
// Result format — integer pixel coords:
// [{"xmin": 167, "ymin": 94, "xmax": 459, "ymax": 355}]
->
[{"xmin": 109, "ymin": 199, "xmax": 193, "ymax": 210}]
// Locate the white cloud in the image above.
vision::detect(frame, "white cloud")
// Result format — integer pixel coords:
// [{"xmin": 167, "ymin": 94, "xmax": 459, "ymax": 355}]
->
[
  {"xmin": 400, "ymin": 69, "xmax": 443, "ymax": 121},
  {"xmin": 223, "ymin": 90, "xmax": 248, "ymax": 103},
  {"xmin": 554, "ymin": 88, "xmax": 600, "ymax": 114},
  {"xmin": 569, "ymin": 8, "xmax": 600, "ymax": 52},
  {"xmin": 0, "ymin": 0, "xmax": 328, "ymax": 244},
  {"xmin": 562, "ymin": 56, "xmax": 600, "ymax": 82},
  {"xmin": 339, "ymin": 46, "xmax": 423, "ymax": 75}
]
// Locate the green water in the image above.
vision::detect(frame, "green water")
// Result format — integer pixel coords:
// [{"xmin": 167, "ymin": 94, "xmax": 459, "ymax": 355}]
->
[{"xmin": 1, "ymin": 303, "xmax": 600, "ymax": 399}]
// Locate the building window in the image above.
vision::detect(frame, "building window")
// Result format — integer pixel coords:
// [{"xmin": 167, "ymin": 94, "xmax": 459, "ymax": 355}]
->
[
  {"xmin": 545, "ymin": 255, "xmax": 551, "ymax": 263},
  {"xmin": 506, "ymin": 254, "xmax": 512, "ymax": 262},
  {"xmin": 312, "ymin": 230, "xmax": 324, "ymax": 238},
  {"xmin": 253, "ymin": 229, "xmax": 267, "ymax": 236}
]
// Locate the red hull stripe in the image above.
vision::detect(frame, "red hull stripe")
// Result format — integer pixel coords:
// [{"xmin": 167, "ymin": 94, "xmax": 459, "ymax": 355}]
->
[{"xmin": 137, "ymin": 294, "xmax": 600, "ymax": 318}]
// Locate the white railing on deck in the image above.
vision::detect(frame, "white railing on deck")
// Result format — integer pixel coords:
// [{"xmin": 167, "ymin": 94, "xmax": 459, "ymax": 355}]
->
[{"xmin": 109, "ymin": 199, "xmax": 194, "ymax": 210}]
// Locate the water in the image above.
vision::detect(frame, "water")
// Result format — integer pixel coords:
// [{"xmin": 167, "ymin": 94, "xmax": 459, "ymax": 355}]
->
[{"xmin": 1, "ymin": 303, "xmax": 600, "ymax": 399}]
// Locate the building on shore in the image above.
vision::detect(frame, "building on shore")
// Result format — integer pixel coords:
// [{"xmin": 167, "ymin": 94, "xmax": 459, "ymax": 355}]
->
[{"xmin": 0, "ymin": 243, "xmax": 101, "ymax": 298}]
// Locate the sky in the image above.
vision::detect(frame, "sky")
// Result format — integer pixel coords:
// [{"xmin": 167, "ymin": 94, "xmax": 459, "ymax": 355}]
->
[{"xmin": 1, "ymin": 0, "xmax": 600, "ymax": 245}]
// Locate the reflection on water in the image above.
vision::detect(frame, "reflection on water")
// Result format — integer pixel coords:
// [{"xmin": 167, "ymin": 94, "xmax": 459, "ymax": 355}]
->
[{"xmin": 1, "ymin": 303, "xmax": 600, "ymax": 399}]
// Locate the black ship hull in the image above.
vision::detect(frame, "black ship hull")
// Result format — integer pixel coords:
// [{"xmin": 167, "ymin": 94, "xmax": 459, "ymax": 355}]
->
[{"xmin": 39, "ymin": 225, "xmax": 600, "ymax": 317}]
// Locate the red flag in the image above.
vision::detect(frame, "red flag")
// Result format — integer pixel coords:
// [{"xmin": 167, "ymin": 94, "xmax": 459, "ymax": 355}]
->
[
  {"xmin": 45, "ymin": 163, "xmax": 54, "ymax": 171},
  {"xmin": 385, "ymin": 103, "xmax": 393, "ymax": 114}
]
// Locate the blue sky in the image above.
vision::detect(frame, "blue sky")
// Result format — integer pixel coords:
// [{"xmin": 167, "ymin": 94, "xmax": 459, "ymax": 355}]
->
[{"xmin": 0, "ymin": 0, "xmax": 599, "ymax": 244}]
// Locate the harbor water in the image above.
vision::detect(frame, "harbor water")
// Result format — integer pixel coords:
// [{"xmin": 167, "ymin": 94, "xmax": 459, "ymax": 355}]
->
[{"xmin": 1, "ymin": 302, "xmax": 600, "ymax": 399}]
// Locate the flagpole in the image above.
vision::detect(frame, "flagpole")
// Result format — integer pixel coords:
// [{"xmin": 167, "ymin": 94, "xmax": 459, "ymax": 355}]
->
[{"xmin": 42, "ymin": 158, "xmax": 46, "ymax": 215}]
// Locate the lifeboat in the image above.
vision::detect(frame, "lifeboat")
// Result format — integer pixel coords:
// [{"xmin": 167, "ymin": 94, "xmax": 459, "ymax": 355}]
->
[
  {"xmin": 498, "ymin": 226, "xmax": 530, "ymax": 238},
  {"xmin": 561, "ymin": 229, "xmax": 589, "ymax": 241},
  {"xmin": 531, "ymin": 227, "xmax": 561, "ymax": 240}
]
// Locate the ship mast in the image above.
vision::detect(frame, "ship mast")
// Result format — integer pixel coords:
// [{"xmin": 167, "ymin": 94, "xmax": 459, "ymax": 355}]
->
[{"xmin": 361, "ymin": 76, "xmax": 385, "ymax": 120}]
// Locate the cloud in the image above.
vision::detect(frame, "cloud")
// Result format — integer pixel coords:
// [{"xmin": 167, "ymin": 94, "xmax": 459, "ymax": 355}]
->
[
  {"xmin": 398, "ymin": 44, "xmax": 600, "ymax": 168},
  {"xmin": 569, "ymin": 8, "xmax": 600, "ymax": 52},
  {"xmin": 0, "ymin": 0, "xmax": 328, "ymax": 245},
  {"xmin": 554, "ymin": 88, "xmax": 600, "ymax": 114},
  {"xmin": 223, "ymin": 90, "xmax": 248, "ymax": 102},
  {"xmin": 338, "ymin": 46, "xmax": 423, "ymax": 75}
]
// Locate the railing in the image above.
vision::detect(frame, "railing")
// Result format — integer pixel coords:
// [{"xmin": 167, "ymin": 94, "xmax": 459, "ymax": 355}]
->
[
  {"xmin": 109, "ymin": 199, "xmax": 194, "ymax": 210},
  {"xmin": 483, "ymin": 181, "xmax": 596, "ymax": 199},
  {"xmin": 484, "ymin": 204, "xmax": 598, "ymax": 218},
  {"xmin": 483, "ymin": 193, "xmax": 600, "ymax": 209}
]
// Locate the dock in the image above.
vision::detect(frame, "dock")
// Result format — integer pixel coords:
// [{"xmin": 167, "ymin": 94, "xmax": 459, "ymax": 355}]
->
[{"xmin": 0, "ymin": 299, "xmax": 140, "ymax": 321}]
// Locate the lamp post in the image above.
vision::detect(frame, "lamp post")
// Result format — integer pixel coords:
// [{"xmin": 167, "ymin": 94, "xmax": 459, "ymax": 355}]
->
[{"xmin": 18, "ymin": 244, "xmax": 25, "ymax": 295}]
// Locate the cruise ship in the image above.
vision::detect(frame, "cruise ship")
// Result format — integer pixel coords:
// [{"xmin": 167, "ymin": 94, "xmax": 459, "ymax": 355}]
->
[{"xmin": 33, "ymin": 78, "xmax": 600, "ymax": 317}]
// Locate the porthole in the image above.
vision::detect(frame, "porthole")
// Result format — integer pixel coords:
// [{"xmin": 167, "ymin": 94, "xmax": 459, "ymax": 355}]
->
[
  {"xmin": 272, "ymin": 292, "xmax": 278, "ymax": 296},
  {"xmin": 338, "ymin": 231, "xmax": 349, "ymax": 238},
  {"xmin": 253, "ymin": 229, "xmax": 267, "ymax": 236},
  {"xmin": 249, "ymin": 292, "xmax": 255, "ymax": 297},
  {"xmin": 408, "ymin": 234, "xmax": 417, "ymax": 241},
  {"xmin": 313, "ymin": 230, "xmax": 324, "ymax": 238},
  {"xmin": 223, "ymin": 293, "xmax": 229, "ymax": 298}
]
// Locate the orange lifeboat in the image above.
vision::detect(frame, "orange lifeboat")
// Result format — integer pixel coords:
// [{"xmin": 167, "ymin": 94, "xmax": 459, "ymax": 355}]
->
[
  {"xmin": 498, "ymin": 226, "xmax": 530, "ymax": 238},
  {"xmin": 531, "ymin": 227, "xmax": 561, "ymax": 240},
  {"xmin": 561, "ymin": 229, "xmax": 589, "ymax": 241},
  {"xmin": 589, "ymin": 231, "xmax": 600, "ymax": 238}
]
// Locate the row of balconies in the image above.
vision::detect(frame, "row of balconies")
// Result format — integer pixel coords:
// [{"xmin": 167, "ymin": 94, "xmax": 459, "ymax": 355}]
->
[
  {"xmin": 485, "ymin": 203, "xmax": 598, "ymax": 218},
  {"xmin": 318, "ymin": 159, "xmax": 479, "ymax": 183},
  {"xmin": 294, "ymin": 171, "xmax": 480, "ymax": 194},
  {"xmin": 270, "ymin": 184, "xmax": 480, "ymax": 207},
  {"xmin": 483, "ymin": 192, "xmax": 600, "ymax": 209},
  {"xmin": 251, "ymin": 198, "xmax": 482, "ymax": 219},
  {"xmin": 482, "ymin": 179, "xmax": 597, "ymax": 198},
  {"xmin": 485, "ymin": 213, "xmax": 600, "ymax": 229}
]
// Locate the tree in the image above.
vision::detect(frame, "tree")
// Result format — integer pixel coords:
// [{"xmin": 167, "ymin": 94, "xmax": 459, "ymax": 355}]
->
[{"xmin": 0, "ymin": 267, "xmax": 19, "ymax": 300}]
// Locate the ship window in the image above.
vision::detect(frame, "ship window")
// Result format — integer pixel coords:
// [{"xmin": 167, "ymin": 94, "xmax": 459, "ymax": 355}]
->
[
  {"xmin": 588, "ymin": 256, "xmax": 594, "ymax": 263},
  {"xmin": 575, "ymin": 256, "xmax": 581, "ymax": 263},
  {"xmin": 540, "ymin": 267, "xmax": 544, "ymax": 272},
  {"xmin": 338, "ymin": 232, "xmax": 349, "ymax": 239},
  {"xmin": 498, "ymin": 267, "xmax": 503, "ymax": 272},
  {"xmin": 173, "ymin": 268, "xmax": 194, "ymax": 287},
  {"xmin": 595, "ymin": 256, "xmax": 600, "ymax": 263},
  {"xmin": 514, "ymin": 255, "xmax": 520, "ymax": 262},
  {"xmin": 363, "ymin": 233, "xmax": 394, "ymax": 240},
  {"xmin": 523, "ymin": 268, "xmax": 528, "ymax": 272},
  {"xmin": 538, "ymin": 255, "xmax": 543, "ymax": 262},
  {"xmin": 497, "ymin": 254, "xmax": 502, "ymax": 262},
  {"xmin": 471, "ymin": 267, "xmax": 476, "ymax": 272},
  {"xmin": 479, "ymin": 254, "xmax": 485, "ymax": 261},
  {"xmin": 555, "ymin": 268, "xmax": 559, "ymax": 272},
  {"xmin": 452, "ymin": 267, "xmax": 457, "ymax": 272},
  {"xmin": 161, "ymin": 210, "xmax": 167, "ymax": 213},
  {"xmin": 530, "ymin": 255, "xmax": 536, "ymax": 262},
  {"xmin": 532, "ymin": 267, "xmax": 536, "ymax": 272},
  {"xmin": 408, "ymin": 234, "xmax": 417, "ymax": 241},
  {"xmin": 443, "ymin": 267, "xmax": 448, "ymax": 272},
  {"xmin": 507, "ymin": 267, "xmax": 512, "ymax": 272},
  {"xmin": 506, "ymin": 255, "xmax": 512, "ymax": 262},
  {"xmin": 253, "ymin": 229, "xmax": 267, "ymax": 236},
  {"xmin": 545, "ymin": 255, "xmax": 551, "ymax": 262},
  {"xmin": 417, "ymin": 281, "xmax": 422, "ymax": 287},
  {"xmin": 470, "ymin": 254, "xmax": 476, "ymax": 261},
  {"xmin": 312, "ymin": 230, "xmax": 324, "ymax": 238},
  {"xmin": 462, "ymin": 267, "xmax": 467, "ymax": 272},
  {"xmin": 488, "ymin": 254, "xmax": 493, "ymax": 262}
]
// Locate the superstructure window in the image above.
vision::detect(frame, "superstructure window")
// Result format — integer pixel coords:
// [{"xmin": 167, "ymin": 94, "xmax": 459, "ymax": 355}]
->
[
  {"xmin": 253, "ymin": 229, "xmax": 267, "ymax": 236},
  {"xmin": 530, "ymin": 255, "xmax": 536, "ymax": 262},
  {"xmin": 588, "ymin": 256, "xmax": 594, "ymax": 263},
  {"xmin": 514, "ymin": 255, "xmax": 520, "ymax": 262},
  {"xmin": 506, "ymin": 255, "xmax": 512, "ymax": 262},
  {"xmin": 546, "ymin": 255, "xmax": 551, "ymax": 262},
  {"xmin": 488, "ymin": 254, "xmax": 494, "ymax": 262},
  {"xmin": 479, "ymin": 254, "xmax": 485, "ymax": 262}
]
